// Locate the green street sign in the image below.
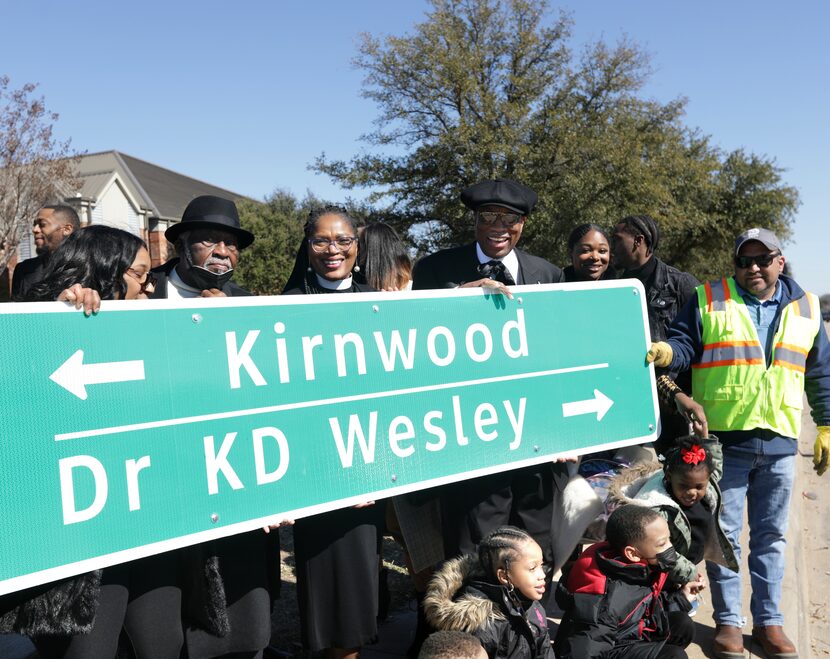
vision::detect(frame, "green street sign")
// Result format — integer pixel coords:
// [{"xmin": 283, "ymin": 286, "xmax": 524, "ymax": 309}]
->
[{"xmin": 0, "ymin": 281, "xmax": 657, "ymax": 595}]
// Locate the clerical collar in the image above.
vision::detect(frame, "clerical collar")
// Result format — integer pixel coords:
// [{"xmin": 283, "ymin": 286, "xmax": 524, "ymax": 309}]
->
[
  {"xmin": 316, "ymin": 273, "xmax": 353, "ymax": 291},
  {"xmin": 475, "ymin": 243, "xmax": 519, "ymax": 283}
]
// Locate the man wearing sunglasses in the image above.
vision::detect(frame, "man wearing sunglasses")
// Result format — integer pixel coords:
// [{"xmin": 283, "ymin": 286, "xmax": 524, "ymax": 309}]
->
[
  {"xmin": 412, "ymin": 178, "xmax": 565, "ymax": 293},
  {"xmin": 411, "ymin": 179, "xmax": 571, "ymax": 580},
  {"xmin": 647, "ymin": 228, "xmax": 830, "ymax": 659}
]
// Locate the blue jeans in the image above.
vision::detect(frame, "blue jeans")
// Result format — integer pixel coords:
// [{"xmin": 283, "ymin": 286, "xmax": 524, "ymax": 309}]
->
[{"xmin": 706, "ymin": 449, "xmax": 795, "ymax": 627}]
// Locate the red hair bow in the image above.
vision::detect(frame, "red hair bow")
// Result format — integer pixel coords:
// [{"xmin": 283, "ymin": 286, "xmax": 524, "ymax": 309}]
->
[{"xmin": 681, "ymin": 444, "xmax": 706, "ymax": 465}]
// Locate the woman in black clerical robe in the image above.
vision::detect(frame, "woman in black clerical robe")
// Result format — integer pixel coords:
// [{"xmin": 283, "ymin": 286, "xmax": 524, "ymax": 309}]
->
[{"xmin": 283, "ymin": 206, "xmax": 383, "ymax": 659}]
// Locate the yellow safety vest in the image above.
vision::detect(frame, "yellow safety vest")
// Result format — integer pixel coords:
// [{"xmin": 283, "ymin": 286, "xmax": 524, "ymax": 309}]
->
[{"xmin": 690, "ymin": 277, "xmax": 820, "ymax": 438}]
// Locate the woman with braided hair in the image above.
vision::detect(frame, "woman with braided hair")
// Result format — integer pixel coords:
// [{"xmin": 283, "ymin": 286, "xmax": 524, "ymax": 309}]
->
[
  {"xmin": 423, "ymin": 526, "xmax": 554, "ymax": 659},
  {"xmin": 607, "ymin": 436, "xmax": 738, "ymax": 590}
]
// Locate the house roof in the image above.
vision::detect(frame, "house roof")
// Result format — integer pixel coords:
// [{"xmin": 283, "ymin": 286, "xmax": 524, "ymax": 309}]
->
[
  {"xmin": 76, "ymin": 172, "xmax": 116, "ymax": 199},
  {"xmin": 71, "ymin": 151, "xmax": 257, "ymax": 221}
]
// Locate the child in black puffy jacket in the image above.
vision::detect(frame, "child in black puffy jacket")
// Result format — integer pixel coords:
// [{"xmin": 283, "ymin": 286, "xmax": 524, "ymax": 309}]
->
[
  {"xmin": 554, "ymin": 505, "xmax": 701, "ymax": 659},
  {"xmin": 423, "ymin": 526, "xmax": 554, "ymax": 659}
]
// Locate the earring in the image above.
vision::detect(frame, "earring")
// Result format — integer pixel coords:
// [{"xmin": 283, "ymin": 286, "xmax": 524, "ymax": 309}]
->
[
  {"xmin": 307, "ymin": 266, "xmax": 313, "ymax": 273},
  {"xmin": 353, "ymin": 265, "xmax": 361, "ymax": 273}
]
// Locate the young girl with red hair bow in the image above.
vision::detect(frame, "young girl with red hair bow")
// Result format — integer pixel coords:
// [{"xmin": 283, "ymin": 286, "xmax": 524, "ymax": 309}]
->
[{"xmin": 607, "ymin": 436, "xmax": 739, "ymax": 588}]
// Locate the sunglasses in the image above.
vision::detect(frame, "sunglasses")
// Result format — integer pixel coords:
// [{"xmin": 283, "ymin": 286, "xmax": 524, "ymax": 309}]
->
[
  {"xmin": 734, "ymin": 252, "xmax": 780, "ymax": 269},
  {"xmin": 476, "ymin": 211, "xmax": 524, "ymax": 227}
]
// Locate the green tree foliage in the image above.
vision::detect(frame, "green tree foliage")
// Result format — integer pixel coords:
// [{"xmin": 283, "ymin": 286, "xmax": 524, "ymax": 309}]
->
[
  {"xmin": 234, "ymin": 191, "xmax": 307, "ymax": 295},
  {"xmin": 314, "ymin": 0, "xmax": 799, "ymax": 280}
]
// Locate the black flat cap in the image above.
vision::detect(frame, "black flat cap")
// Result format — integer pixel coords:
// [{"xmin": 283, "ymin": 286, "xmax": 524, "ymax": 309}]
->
[
  {"xmin": 165, "ymin": 195, "xmax": 255, "ymax": 248},
  {"xmin": 460, "ymin": 178, "xmax": 538, "ymax": 215}
]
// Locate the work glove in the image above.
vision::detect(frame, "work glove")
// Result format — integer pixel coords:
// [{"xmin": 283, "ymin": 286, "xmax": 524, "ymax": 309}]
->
[
  {"xmin": 814, "ymin": 426, "xmax": 830, "ymax": 476},
  {"xmin": 646, "ymin": 341, "xmax": 673, "ymax": 368}
]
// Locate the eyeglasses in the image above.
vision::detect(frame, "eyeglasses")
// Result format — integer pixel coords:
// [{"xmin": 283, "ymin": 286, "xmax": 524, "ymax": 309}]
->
[
  {"xmin": 309, "ymin": 236, "xmax": 357, "ymax": 253},
  {"xmin": 126, "ymin": 269, "xmax": 157, "ymax": 295},
  {"xmin": 476, "ymin": 211, "xmax": 524, "ymax": 227},
  {"xmin": 191, "ymin": 233, "xmax": 240, "ymax": 254},
  {"xmin": 734, "ymin": 252, "xmax": 780, "ymax": 269}
]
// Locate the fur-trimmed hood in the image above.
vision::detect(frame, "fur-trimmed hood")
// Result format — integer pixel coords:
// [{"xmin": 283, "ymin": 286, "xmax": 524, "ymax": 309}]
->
[
  {"xmin": 607, "ymin": 461, "xmax": 717, "ymax": 512},
  {"xmin": 423, "ymin": 555, "xmax": 505, "ymax": 633},
  {"xmin": 607, "ymin": 460, "xmax": 665, "ymax": 510},
  {"xmin": 425, "ymin": 554, "xmax": 555, "ymax": 659}
]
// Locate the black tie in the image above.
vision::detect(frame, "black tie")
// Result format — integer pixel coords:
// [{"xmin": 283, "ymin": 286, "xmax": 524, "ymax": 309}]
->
[{"xmin": 478, "ymin": 260, "xmax": 515, "ymax": 286}]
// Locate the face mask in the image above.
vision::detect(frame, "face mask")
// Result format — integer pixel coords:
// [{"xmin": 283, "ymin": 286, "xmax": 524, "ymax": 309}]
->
[
  {"xmin": 183, "ymin": 244, "xmax": 234, "ymax": 290},
  {"xmin": 188, "ymin": 265, "xmax": 234, "ymax": 290},
  {"xmin": 650, "ymin": 546, "xmax": 679, "ymax": 571}
]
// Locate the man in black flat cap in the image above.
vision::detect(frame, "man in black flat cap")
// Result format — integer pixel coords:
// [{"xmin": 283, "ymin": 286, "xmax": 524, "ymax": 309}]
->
[
  {"xmin": 411, "ymin": 178, "xmax": 569, "ymax": 573},
  {"xmin": 151, "ymin": 194, "xmax": 255, "ymax": 299},
  {"xmin": 412, "ymin": 178, "xmax": 564, "ymax": 291}
]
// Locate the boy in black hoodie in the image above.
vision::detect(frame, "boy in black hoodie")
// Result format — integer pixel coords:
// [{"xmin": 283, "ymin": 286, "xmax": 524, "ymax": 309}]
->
[{"xmin": 554, "ymin": 505, "xmax": 701, "ymax": 659}]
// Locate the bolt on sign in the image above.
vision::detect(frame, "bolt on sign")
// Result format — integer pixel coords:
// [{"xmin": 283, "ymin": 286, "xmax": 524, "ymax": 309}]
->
[{"xmin": 0, "ymin": 281, "xmax": 657, "ymax": 595}]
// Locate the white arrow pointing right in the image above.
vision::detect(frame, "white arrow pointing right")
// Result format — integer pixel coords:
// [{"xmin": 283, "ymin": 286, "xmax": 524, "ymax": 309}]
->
[{"xmin": 562, "ymin": 389, "xmax": 614, "ymax": 421}]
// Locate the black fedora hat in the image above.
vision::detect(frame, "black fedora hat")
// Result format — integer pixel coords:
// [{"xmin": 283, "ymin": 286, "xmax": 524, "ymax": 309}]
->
[{"xmin": 165, "ymin": 195, "xmax": 255, "ymax": 248}]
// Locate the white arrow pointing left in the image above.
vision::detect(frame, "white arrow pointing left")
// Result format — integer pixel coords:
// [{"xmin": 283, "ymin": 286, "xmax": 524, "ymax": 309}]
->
[
  {"xmin": 50, "ymin": 350, "xmax": 145, "ymax": 400},
  {"xmin": 562, "ymin": 389, "xmax": 614, "ymax": 421}
]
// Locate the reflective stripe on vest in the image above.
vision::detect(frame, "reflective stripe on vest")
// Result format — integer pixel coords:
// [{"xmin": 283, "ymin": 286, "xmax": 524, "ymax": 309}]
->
[
  {"xmin": 795, "ymin": 295, "xmax": 812, "ymax": 319},
  {"xmin": 696, "ymin": 340, "xmax": 765, "ymax": 369},
  {"xmin": 691, "ymin": 277, "xmax": 820, "ymax": 437},
  {"xmin": 772, "ymin": 297, "xmax": 815, "ymax": 372},
  {"xmin": 703, "ymin": 278, "xmax": 731, "ymax": 312}
]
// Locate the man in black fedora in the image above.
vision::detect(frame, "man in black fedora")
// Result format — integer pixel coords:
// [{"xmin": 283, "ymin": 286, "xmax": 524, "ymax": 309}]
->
[
  {"xmin": 412, "ymin": 178, "xmax": 565, "ymax": 291},
  {"xmin": 151, "ymin": 194, "xmax": 255, "ymax": 298},
  {"xmin": 151, "ymin": 196, "xmax": 280, "ymax": 657}
]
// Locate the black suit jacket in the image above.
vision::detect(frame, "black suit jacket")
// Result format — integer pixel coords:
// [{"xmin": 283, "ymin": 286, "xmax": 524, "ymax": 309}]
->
[
  {"xmin": 411, "ymin": 241, "xmax": 574, "ymax": 527},
  {"xmin": 411, "ymin": 242, "xmax": 564, "ymax": 290},
  {"xmin": 10, "ymin": 256, "xmax": 47, "ymax": 300}
]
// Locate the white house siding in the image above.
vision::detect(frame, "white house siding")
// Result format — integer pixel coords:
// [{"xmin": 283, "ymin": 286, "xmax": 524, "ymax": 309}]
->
[
  {"xmin": 94, "ymin": 180, "xmax": 141, "ymax": 237},
  {"xmin": 126, "ymin": 203, "xmax": 140, "ymax": 235},
  {"xmin": 16, "ymin": 230, "xmax": 34, "ymax": 261},
  {"xmin": 91, "ymin": 203, "xmax": 105, "ymax": 225}
]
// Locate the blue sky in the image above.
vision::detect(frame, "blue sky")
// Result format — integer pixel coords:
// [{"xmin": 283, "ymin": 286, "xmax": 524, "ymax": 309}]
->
[{"xmin": 2, "ymin": 1, "xmax": 828, "ymax": 293}]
